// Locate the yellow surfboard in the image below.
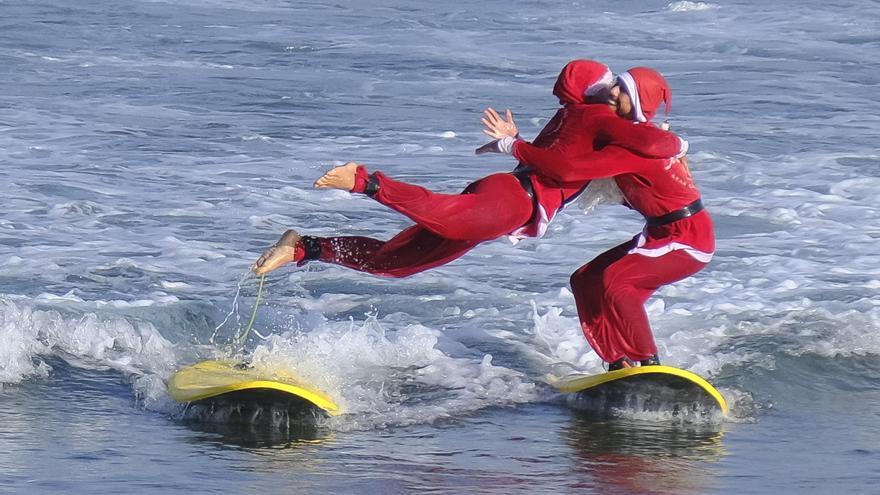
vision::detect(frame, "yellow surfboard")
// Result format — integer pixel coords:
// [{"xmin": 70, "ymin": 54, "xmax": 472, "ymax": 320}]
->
[
  {"xmin": 551, "ymin": 365, "xmax": 728, "ymax": 416},
  {"xmin": 167, "ymin": 360, "xmax": 340, "ymax": 416}
]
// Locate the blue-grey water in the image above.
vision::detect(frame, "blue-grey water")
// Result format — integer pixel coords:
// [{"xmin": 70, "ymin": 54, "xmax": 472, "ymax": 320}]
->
[{"xmin": 1, "ymin": 0, "xmax": 879, "ymax": 493}]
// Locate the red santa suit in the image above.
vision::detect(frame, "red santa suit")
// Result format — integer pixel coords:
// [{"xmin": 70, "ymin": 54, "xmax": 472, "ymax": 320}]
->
[
  {"xmin": 525, "ymin": 67, "xmax": 714, "ymax": 365},
  {"xmin": 291, "ymin": 61, "xmax": 686, "ymax": 279},
  {"xmin": 560, "ymin": 147, "xmax": 712, "ymax": 363},
  {"xmin": 508, "ymin": 62, "xmax": 686, "ymax": 239}
]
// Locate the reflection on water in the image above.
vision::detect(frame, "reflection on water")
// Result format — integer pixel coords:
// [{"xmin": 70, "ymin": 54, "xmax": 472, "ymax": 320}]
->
[
  {"xmin": 563, "ymin": 413, "xmax": 726, "ymax": 494},
  {"xmin": 177, "ymin": 401, "xmax": 332, "ymax": 448},
  {"xmin": 564, "ymin": 375, "xmax": 726, "ymax": 424},
  {"xmin": 181, "ymin": 419, "xmax": 331, "ymax": 450}
]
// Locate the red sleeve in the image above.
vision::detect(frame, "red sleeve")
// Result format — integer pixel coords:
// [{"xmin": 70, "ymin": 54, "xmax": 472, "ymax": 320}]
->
[
  {"xmin": 512, "ymin": 138, "xmax": 577, "ymax": 180},
  {"xmin": 512, "ymin": 111, "xmax": 594, "ymax": 180},
  {"xmin": 595, "ymin": 116, "xmax": 683, "ymax": 158},
  {"xmin": 518, "ymin": 144, "xmax": 663, "ymax": 183}
]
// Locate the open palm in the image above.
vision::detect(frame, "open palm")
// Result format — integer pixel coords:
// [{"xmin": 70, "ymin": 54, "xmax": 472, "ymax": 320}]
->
[{"xmin": 481, "ymin": 107, "xmax": 519, "ymax": 139}]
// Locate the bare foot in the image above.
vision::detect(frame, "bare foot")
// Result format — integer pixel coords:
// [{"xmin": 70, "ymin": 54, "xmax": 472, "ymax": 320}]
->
[
  {"xmin": 252, "ymin": 229, "xmax": 301, "ymax": 275},
  {"xmin": 314, "ymin": 162, "xmax": 360, "ymax": 191}
]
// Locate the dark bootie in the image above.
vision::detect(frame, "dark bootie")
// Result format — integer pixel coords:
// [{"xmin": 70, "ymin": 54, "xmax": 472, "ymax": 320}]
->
[
  {"xmin": 608, "ymin": 357, "xmax": 635, "ymax": 371},
  {"xmin": 639, "ymin": 354, "xmax": 661, "ymax": 366},
  {"xmin": 298, "ymin": 235, "xmax": 323, "ymax": 263}
]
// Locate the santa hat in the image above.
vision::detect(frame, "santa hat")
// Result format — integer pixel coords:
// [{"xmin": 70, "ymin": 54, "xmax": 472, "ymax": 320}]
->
[
  {"xmin": 615, "ymin": 67, "xmax": 671, "ymax": 122},
  {"xmin": 552, "ymin": 59, "xmax": 614, "ymax": 105}
]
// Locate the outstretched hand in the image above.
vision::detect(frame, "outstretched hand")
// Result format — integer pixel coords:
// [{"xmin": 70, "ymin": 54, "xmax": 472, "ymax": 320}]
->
[{"xmin": 481, "ymin": 108, "xmax": 518, "ymax": 140}]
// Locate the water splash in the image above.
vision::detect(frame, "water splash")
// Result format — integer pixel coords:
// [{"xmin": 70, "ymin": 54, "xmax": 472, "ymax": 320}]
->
[{"xmin": 667, "ymin": 1, "xmax": 717, "ymax": 12}]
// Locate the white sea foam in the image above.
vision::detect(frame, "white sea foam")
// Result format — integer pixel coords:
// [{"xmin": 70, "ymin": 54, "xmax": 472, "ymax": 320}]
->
[
  {"xmin": 1, "ymin": 0, "xmax": 879, "ymax": 436},
  {"xmin": 0, "ymin": 296, "xmax": 178, "ymax": 389},
  {"xmin": 223, "ymin": 313, "xmax": 540, "ymax": 430},
  {"xmin": 667, "ymin": 1, "xmax": 717, "ymax": 12}
]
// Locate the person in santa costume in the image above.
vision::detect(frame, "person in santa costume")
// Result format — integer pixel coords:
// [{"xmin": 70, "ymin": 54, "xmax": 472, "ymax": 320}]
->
[
  {"xmin": 485, "ymin": 66, "xmax": 714, "ymax": 370},
  {"xmin": 252, "ymin": 61, "xmax": 688, "ymax": 291}
]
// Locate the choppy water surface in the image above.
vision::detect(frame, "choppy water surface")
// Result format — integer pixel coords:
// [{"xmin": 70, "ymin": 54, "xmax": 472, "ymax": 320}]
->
[{"xmin": 1, "ymin": 0, "xmax": 879, "ymax": 493}]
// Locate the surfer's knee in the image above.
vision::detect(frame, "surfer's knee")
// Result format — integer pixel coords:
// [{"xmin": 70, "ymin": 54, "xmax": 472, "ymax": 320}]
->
[
  {"xmin": 603, "ymin": 282, "xmax": 638, "ymax": 307},
  {"xmin": 570, "ymin": 264, "xmax": 599, "ymax": 290}
]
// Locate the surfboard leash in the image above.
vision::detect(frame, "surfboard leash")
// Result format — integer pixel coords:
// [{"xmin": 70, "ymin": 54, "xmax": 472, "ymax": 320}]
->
[{"xmin": 232, "ymin": 273, "xmax": 265, "ymax": 349}]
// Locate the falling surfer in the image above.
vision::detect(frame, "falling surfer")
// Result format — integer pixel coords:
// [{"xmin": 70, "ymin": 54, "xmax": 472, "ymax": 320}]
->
[{"xmin": 252, "ymin": 60, "xmax": 703, "ymax": 373}]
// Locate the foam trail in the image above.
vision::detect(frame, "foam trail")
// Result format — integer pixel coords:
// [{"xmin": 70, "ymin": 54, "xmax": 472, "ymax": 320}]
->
[
  {"xmin": 230, "ymin": 314, "xmax": 540, "ymax": 431},
  {"xmin": 0, "ymin": 295, "xmax": 179, "ymax": 407}
]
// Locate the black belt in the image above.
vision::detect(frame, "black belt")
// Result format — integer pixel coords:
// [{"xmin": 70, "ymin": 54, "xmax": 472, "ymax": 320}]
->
[
  {"xmin": 645, "ymin": 198, "xmax": 704, "ymax": 227},
  {"xmin": 511, "ymin": 167, "xmax": 535, "ymax": 199},
  {"xmin": 510, "ymin": 167, "xmax": 539, "ymax": 228}
]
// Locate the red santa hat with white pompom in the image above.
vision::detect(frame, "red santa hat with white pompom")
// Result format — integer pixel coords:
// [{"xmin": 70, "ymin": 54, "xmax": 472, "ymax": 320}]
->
[
  {"xmin": 615, "ymin": 67, "xmax": 671, "ymax": 123},
  {"xmin": 552, "ymin": 59, "xmax": 614, "ymax": 105}
]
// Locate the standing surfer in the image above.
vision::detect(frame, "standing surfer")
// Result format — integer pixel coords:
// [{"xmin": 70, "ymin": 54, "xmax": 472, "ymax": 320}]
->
[{"xmin": 484, "ymin": 67, "xmax": 714, "ymax": 370}]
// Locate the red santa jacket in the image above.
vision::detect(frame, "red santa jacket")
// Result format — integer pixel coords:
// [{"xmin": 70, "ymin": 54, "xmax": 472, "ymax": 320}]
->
[
  {"xmin": 509, "ymin": 103, "xmax": 686, "ymax": 239},
  {"xmin": 520, "ymin": 144, "xmax": 714, "ymax": 261}
]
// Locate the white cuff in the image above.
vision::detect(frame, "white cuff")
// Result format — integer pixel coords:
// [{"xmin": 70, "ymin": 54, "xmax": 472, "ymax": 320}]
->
[
  {"xmin": 498, "ymin": 136, "xmax": 516, "ymax": 155},
  {"xmin": 676, "ymin": 137, "xmax": 689, "ymax": 158}
]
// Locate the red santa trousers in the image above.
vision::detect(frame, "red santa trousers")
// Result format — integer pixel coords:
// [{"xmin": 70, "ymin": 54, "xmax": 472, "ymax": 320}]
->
[
  {"xmin": 570, "ymin": 239, "xmax": 708, "ymax": 363},
  {"xmin": 313, "ymin": 172, "xmax": 534, "ymax": 278}
]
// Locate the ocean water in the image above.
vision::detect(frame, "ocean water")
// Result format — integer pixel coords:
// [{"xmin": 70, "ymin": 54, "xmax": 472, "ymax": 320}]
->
[{"xmin": 1, "ymin": 0, "xmax": 879, "ymax": 493}]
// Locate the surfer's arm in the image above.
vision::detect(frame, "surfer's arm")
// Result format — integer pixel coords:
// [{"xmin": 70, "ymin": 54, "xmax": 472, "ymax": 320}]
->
[
  {"xmin": 596, "ymin": 115, "xmax": 687, "ymax": 158},
  {"xmin": 522, "ymin": 145, "xmax": 658, "ymax": 183},
  {"xmin": 475, "ymin": 108, "xmax": 523, "ymax": 155},
  {"xmin": 510, "ymin": 137, "xmax": 579, "ymax": 179},
  {"xmin": 508, "ymin": 112, "xmax": 600, "ymax": 177}
]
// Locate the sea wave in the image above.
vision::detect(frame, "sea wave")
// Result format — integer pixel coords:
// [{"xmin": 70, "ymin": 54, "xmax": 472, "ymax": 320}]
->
[{"xmin": 667, "ymin": 1, "xmax": 718, "ymax": 12}]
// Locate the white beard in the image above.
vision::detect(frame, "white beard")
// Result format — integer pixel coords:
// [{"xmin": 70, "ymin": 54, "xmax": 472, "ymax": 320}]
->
[{"xmin": 577, "ymin": 178, "xmax": 625, "ymax": 213}]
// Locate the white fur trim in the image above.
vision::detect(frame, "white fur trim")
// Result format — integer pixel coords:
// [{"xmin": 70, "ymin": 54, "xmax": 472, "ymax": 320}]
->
[
  {"xmin": 617, "ymin": 72, "xmax": 646, "ymax": 123},
  {"xmin": 498, "ymin": 136, "xmax": 516, "ymax": 154},
  {"xmin": 584, "ymin": 69, "xmax": 614, "ymax": 97},
  {"xmin": 534, "ymin": 204, "xmax": 551, "ymax": 237},
  {"xmin": 627, "ymin": 232, "xmax": 714, "ymax": 263},
  {"xmin": 676, "ymin": 137, "xmax": 689, "ymax": 158}
]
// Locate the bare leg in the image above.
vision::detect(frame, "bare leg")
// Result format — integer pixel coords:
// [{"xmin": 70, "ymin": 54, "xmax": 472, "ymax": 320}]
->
[
  {"xmin": 252, "ymin": 229, "xmax": 302, "ymax": 275},
  {"xmin": 314, "ymin": 162, "xmax": 359, "ymax": 191}
]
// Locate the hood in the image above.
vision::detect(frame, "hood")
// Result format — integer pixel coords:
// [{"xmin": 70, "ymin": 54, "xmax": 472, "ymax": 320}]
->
[{"xmin": 552, "ymin": 59, "xmax": 613, "ymax": 105}]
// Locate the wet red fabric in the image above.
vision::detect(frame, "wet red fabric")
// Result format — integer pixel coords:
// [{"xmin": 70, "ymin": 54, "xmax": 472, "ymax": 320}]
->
[
  {"xmin": 537, "ymin": 146, "xmax": 714, "ymax": 362},
  {"xmin": 521, "ymin": 145, "xmax": 714, "ymax": 255},
  {"xmin": 512, "ymin": 104, "xmax": 684, "ymax": 237},
  {"xmin": 570, "ymin": 241, "xmax": 707, "ymax": 362},
  {"xmin": 317, "ymin": 228, "xmax": 480, "ymax": 278},
  {"xmin": 315, "ymin": 172, "xmax": 533, "ymax": 277},
  {"xmin": 302, "ymin": 61, "xmax": 689, "ymax": 282}
]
